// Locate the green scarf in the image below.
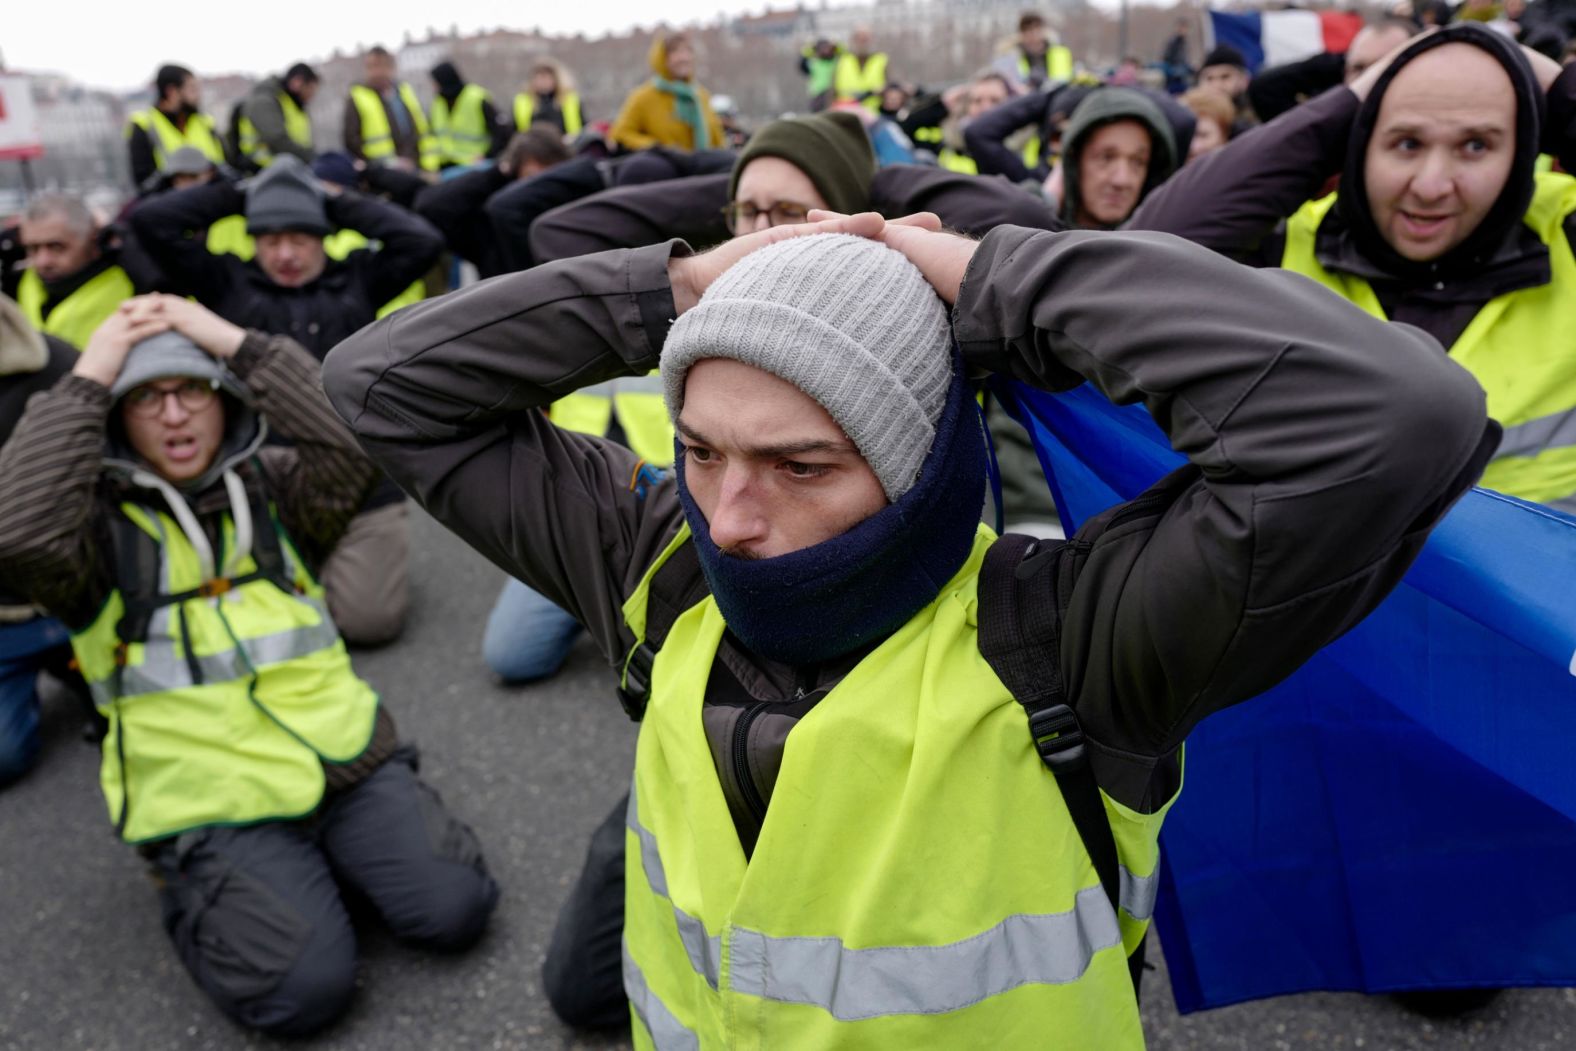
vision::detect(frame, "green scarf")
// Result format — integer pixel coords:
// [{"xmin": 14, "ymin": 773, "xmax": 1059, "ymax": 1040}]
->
[{"xmin": 652, "ymin": 76, "xmax": 712, "ymax": 149}]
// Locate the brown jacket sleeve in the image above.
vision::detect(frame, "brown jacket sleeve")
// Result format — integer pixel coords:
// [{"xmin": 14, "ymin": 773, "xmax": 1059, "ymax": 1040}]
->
[
  {"xmin": 322, "ymin": 243, "xmax": 690, "ymax": 665},
  {"xmin": 231, "ymin": 332, "xmax": 378, "ymax": 560},
  {"xmin": 954, "ymin": 226, "xmax": 1497, "ymax": 808},
  {"xmin": 0, "ymin": 375, "xmax": 117, "ymax": 625}
]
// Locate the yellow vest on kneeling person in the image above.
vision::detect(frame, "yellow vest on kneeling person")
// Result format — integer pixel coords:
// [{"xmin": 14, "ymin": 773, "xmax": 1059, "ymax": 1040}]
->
[
  {"xmin": 70, "ymin": 502, "xmax": 380, "ymax": 843},
  {"xmin": 620, "ymin": 525, "xmax": 1172, "ymax": 1049},
  {"xmin": 204, "ymin": 218, "xmax": 424, "ymax": 319},
  {"xmin": 1282, "ymin": 171, "xmax": 1576, "ymax": 516}
]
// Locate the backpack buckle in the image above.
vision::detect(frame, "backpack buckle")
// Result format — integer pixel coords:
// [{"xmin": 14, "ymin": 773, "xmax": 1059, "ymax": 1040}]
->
[
  {"xmin": 198, "ymin": 578, "xmax": 233, "ymax": 598},
  {"xmin": 617, "ymin": 641, "xmax": 657, "ymax": 722},
  {"xmin": 1028, "ymin": 704, "xmax": 1087, "ymax": 774}
]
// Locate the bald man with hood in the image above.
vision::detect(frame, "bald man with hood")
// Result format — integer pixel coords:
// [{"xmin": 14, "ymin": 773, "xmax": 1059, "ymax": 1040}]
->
[{"xmin": 1131, "ymin": 24, "xmax": 1576, "ymax": 516}]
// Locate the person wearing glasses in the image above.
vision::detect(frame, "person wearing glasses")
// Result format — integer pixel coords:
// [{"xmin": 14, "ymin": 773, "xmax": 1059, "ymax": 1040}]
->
[{"xmin": 0, "ymin": 294, "xmax": 498, "ymax": 1037}]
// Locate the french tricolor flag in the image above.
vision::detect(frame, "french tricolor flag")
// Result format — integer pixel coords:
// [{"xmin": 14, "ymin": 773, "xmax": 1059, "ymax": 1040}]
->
[{"xmin": 1206, "ymin": 8, "xmax": 1366, "ymax": 72}]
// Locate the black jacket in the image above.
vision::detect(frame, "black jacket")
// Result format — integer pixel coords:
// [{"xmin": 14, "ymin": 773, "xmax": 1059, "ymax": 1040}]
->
[{"xmin": 128, "ymin": 179, "xmax": 442, "ymax": 360}]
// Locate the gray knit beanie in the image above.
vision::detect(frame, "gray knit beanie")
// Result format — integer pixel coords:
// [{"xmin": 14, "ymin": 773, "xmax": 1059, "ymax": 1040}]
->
[
  {"xmin": 245, "ymin": 154, "xmax": 330, "ymax": 236},
  {"xmin": 662, "ymin": 234, "xmax": 953, "ymax": 501}
]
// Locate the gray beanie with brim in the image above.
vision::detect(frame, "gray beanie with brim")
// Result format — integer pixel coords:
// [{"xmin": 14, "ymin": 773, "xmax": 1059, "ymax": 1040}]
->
[
  {"xmin": 110, "ymin": 331, "xmax": 246, "ymax": 403},
  {"xmin": 661, "ymin": 234, "xmax": 953, "ymax": 502},
  {"xmin": 245, "ymin": 154, "xmax": 331, "ymax": 236}
]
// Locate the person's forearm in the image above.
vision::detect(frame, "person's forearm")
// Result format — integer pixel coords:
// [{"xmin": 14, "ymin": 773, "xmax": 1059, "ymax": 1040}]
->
[
  {"xmin": 955, "ymin": 225, "xmax": 1495, "ymax": 752},
  {"xmin": 1125, "ymin": 86, "xmax": 1356, "ymax": 262},
  {"xmin": 964, "ymin": 93, "xmax": 1047, "ymax": 182},
  {"xmin": 128, "ymin": 180, "xmax": 243, "ymax": 296},
  {"xmin": 328, "ymin": 191, "xmax": 442, "ymax": 303},
  {"xmin": 321, "ymin": 242, "xmax": 692, "ymax": 664},
  {"xmin": 128, "ymin": 128, "xmax": 158, "ymax": 190},
  {"xmin": 0, "ymin": 377, "xmax": 111, "ymax": 620},
  {"xmin": 230, "ymin": 332, "xmax": 376, "ymax": 551},
  {"xmin": 531, "ymin": 175, "xmax": 730, "ymax": 264},
  {"xmin": 871, "ymin": 166, "xmax": 1063, "ymax": 238}
]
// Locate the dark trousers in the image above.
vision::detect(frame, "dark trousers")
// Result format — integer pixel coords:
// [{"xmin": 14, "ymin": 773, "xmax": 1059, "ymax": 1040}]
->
[
  {"xmin": 148, "ymin": 749, "xmax": 499, "ymax": 1037},
  {"xmin": 542, "ymin": 791, "xmax": 630, "ymax": 1028},
  {"xmin": 485, "ymin": 155, "xmax": 608, "ymax": 272}
]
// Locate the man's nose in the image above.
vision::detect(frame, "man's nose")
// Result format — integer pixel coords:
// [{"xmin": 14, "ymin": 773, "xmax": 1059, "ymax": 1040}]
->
[{"xmin": 706, "ymin": 470, "xmax": 768, "ymax": 553}]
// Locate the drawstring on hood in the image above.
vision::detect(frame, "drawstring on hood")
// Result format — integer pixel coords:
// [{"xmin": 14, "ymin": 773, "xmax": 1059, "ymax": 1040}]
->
[{"xmin": 1333, "ymin": 23, "xmax": 1544, "ymax": 283}]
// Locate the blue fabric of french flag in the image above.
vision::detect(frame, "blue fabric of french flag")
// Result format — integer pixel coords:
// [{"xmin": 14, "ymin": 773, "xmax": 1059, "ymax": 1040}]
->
[
  {"xmin": 993, "ymin": 377, "xmax": 1576, "ymax": 1012},
  {"xmin": 1207, "ymin": 8, "xmax": 1364, "ymax": 73}
]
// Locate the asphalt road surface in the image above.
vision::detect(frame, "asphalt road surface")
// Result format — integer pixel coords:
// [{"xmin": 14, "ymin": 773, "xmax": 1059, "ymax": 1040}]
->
[{"xmin": 4, "ymin": 509, "xmax": 1573, "ymax": 1051}]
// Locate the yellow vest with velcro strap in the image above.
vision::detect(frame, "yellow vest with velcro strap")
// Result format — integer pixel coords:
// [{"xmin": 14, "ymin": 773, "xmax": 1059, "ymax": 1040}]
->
[
  {"xmin": 236, "ymin": 91, "xmax": 312, "ymax": 168},
  {"xmin": 549, "ymin": 374, "xmax": 674, "ymax": 468},
  {"xmin": 430, "ymin": 84, "xmax": 494, "ymax": 166},
  {"xmin": 351, "ymin": 83, "xmax": 439, "ymax": 171},
  {"xmin": 621, "ymin": 525, "xmax": 1172, "ymax": 1049},
  {"xmin": 127, "ymin": 108, "xmax": 226, "ymax": 169},
  {"xmin": 203, "ymin": 219, "xmax": 424, "ymax": 319},
  {"xmin": 835, "ymin": 52, "xmax": 888, "ymax": 111},
  {"xmin": 16, "ymin": 266, "xmax": 135, "ymax": 350},
  {"xmin": 514, "ymin": 91, "xmax": 583, "ymax": 136},
  {"xmin": 70, "ymin": 503, "xmax": 379, "ymax": 844},
  {"xmin": 1282, "ymin": 171, "xmax": 1576, "ymax": 516}
]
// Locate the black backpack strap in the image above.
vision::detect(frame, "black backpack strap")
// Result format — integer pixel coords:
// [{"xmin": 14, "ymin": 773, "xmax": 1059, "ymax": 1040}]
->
[
  {"xmin": 616, "ymin": 538, "xmax": 710, "ymax": 722},
  {"xmin": 977, "ymin": 533, "xmax": 1123, "ymax": 921}
]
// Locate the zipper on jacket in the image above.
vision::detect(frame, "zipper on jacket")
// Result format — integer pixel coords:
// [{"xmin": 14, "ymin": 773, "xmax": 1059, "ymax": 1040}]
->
[
  {"xmin": 113, "ymin": 705, "xmax": 131, "ymax": 836},
  {"xmin": 731, "ymin": 702, "xmax": 770, "ymax": 824}
]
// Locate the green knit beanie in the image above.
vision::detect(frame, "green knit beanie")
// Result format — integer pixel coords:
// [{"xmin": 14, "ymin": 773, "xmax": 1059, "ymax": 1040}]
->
[{"xmin": 728, "ymin": 112, "xmax": 876, "ymax": 216}]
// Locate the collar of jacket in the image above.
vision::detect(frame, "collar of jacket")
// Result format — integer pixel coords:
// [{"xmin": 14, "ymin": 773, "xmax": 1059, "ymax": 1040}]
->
[{"xmin": 1314, "ymin": 204, "xmax": 1554, "ymax": 304}]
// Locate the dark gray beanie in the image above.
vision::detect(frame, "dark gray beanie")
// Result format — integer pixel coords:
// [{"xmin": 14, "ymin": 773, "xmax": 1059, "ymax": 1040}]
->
[
  {"xmin": 245, "ymin": 154, "xmax": 330, "ymax": 236},
  {"xmin": 110, "ymin": 331, "xmax": 242, "ymax": 403},
  {"xmin": 661, "ymin": 234, "xmax": 953, "ymax": 501}
]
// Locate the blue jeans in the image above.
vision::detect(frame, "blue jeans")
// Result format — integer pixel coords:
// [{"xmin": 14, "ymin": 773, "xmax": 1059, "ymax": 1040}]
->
[
  {"xmin": 481, "ymin": 579, "xmax": 583, "ymax": 684},
  {"xmin": 0, "ymin": 617, "xmax": 72, "ymax": 786}
]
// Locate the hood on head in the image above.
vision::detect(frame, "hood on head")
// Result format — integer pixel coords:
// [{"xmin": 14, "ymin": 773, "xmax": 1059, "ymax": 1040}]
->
[
  {"xmin": 1059, "ymin": 87, "xmax": 1183, "ymax": 228},
  {"xmin": 649, "ymin": 35, "xmax": 688, "ymax": 80},
  {"xmin": 0, "ymin": 294, "xmax": 47, "ymax": 377},
  {"xmin": 104, "ymin": 330, "xmax": 265, "ymax": 493},
  {"xmin": 430, "ymin": 60, "xmax": 463, "ymax": 96},
  {"xmin": 1336, "ymin": 23, "xmax": 1542, "ymax": 281}
]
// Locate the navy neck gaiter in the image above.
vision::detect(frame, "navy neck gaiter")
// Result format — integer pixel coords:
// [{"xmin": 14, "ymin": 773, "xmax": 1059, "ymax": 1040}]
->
[{"xmin": 674, "ymin": 361, "xmax": 987, "ymax": 666}]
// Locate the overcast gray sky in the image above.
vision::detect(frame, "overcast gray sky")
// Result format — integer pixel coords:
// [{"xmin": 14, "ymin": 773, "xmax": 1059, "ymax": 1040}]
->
[{"xmin": 6, "ymin": 0, "xmax": 774, "ymax": 91}]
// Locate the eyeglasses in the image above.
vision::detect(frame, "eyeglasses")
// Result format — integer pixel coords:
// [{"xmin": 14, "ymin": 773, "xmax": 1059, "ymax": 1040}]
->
[
  {"xmin": 123, "ymin": 378, "xmax": 219, "ymax": 418},
  {"xmin": 722, "ymin": 200, "xmax": 814, "ymax": 234}
]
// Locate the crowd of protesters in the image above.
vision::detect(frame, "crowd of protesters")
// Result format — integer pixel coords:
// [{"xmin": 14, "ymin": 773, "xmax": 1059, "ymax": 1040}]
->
[{"xmin": 0, "ymin": 1, "xmax": 1571, "ymax": 1041}]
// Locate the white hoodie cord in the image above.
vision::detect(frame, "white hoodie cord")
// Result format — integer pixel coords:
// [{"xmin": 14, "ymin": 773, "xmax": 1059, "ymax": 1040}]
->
[
  {"xmin": 222, "ymin": 470, "xmax": 253, "ymax": 581},
  {"xmin": 131, "ymin": 468, "xmax": 215, "ymax": 582}
]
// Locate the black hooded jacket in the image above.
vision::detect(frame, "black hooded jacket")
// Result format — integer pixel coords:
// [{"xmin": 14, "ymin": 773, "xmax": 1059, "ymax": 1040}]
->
[{"xmin": 1130, "ymin": 24, "xmax": 1576, "ymax": 350}]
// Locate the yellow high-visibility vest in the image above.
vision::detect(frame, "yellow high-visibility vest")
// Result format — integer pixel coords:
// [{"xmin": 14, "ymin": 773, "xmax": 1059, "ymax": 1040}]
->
[
  {"xmin": 203, "ymin": 218, "xmax": 423, "ymax": 319},
  {"xmin": 16, "ymin": 266, "xmax": 136, "ymax": 350},
  {"xmin": 430, "ymin": 84, "xmax": 494, "ymax": 166},
  {"xmin": 835, "ymin": 52, "xmax": 889, "ymax": 112},
  {"xmin": 126, "ymin": 108, "xmax": 226, "ymax": 169},
  {"xmin": 235, "ymin": 91, "xmax": 312, "ymax": 168},
  {"xmin": 350, "ymin": 83, "xmax": 439, "ymax": 172},
  {"xmin": 71, "ymin": 502, "xmax": 379, "ymax": 843},
  {"xmin": 514, "ymin": 91, "xmax": 583, "ymax": 136},
  {"xmin": 621, "ymin": 525, "xmax": 1170, "ymax": 1048},
  {"xmin": 1282, "ymin": 171, "xmax": 1576, "ymax": 516},
  {"xmin": 1022, "ymin": 46, "xmax": 1075, "ymax": 84}
]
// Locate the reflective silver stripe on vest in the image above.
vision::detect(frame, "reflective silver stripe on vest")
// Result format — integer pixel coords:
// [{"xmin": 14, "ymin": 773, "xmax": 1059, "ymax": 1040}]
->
[
  {"xmin": 113, "ymin": 616, "xmax": 342, "ymax": 699},
  {"xmin": 728, "ymin": 884, "xmax": 1123, "ymax": 1021},
  {"xmin": 1120, "ymin": 863, "xmax": 1160, "ymax": 922},
  {"xmin": 1495, "ymin": 408, "xmax": 1576, "ymax": 460},
  {"xmin": 626, "ymin": 792, "xmax": 723, "ymax": 988},
  {"xmin": 624, "ymin": 937, "xmax": 700, "ymax": 1051}
]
